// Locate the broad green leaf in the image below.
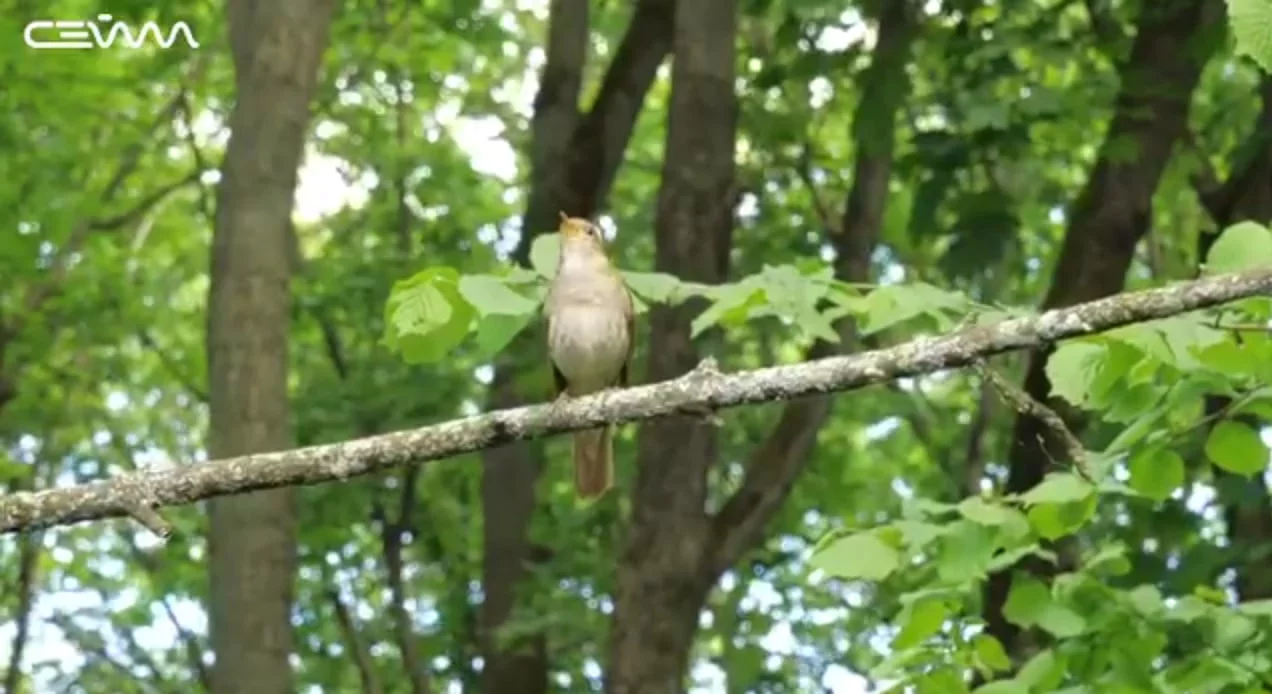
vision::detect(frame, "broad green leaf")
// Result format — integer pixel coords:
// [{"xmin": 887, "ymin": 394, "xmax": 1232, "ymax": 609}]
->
[
  {"xmin": 622, "ymin": 271, "xmax": 687, "ymax": 304},
  {"xmin": 1020, "ymin": 473, "xmax": 1095, "ymax": 505},
  {"xmin": 1017, "ymin": 649, "xmax": 1063, "ymax": 689},
  {"xmin": 957, "ymin": 497, "xmax": 1015, "ymax": 526},
  {"xmin": 473, "ymin": 312, "xmax": 535, "ymax": 359},
  {"xmin": 1003, "ymin": 574, "xmax": 1050, "ymax": 628},
  {"xmin": 914, "ymin": 668, "xmax": 971, "ymax": 694},
  {"xmin": 1045, "ymin": 341, "xmax": 1106, "ymax": 408},
  {"xmin": 1230, "ymin": 0, "xmax": 1272, "ymax": 75},
  {"xmin": 1128, "ymin": 447, "xmax": 1184, "ymax": 501},
  {"xmin": 971, "ymin": 680, "xmax": 1028, "ymax": 694},
  {"xmin": 1128, "ymin": 585, "xmax": 1165, "ymax": 617},
  {"xmin": 1204, "ymin": 220, "xmax": 1272, "ymax": 273},
  {"xmin": 893, "ymin": 519, "xmax": 948, "ymax": 549},
  {"xmin": 530, "ymin": 233, "xmax": 560, "ymax": 277},
  {"xmin": 383, "ymin": 267, "xmax": 476, "ymax": 364},
  {"xmin": 1237, "ymin": 599, "xmax": 1272, "ymax": 617},
  {"xmin": 1083, "ymin": 543, "xmax": 1131, "ymax": 576},
  {"xmin": 1204, "ymin": 420, "xmax": 1269, "ymax": 476},
  {"xmin": 1027, "ymin": 496, "xmax": 1096, "ymax": 540},
  {"xmin": 1036, "ymin": 602, "xmax": 1087, "ymax": 638},
  {"xmin": 458, "ymin": 274, "xmax": 539, "ymax": 316},
  {"xmin": 936, "ymin": 521, "xmax": 999, "ymax": 582},
  {"xmin": 857, "ymin": 282, "xmax": 970, "ymax": 335},
  {"xmin": 972, "ymin": 634, "xmax": 1013, "ymax": 673},
  {"xmin": 810, "ymin": 532, "xmax": 900, "ymax": 580},
  {"xmin": 1213, "ymin": 612, "xmax": 1259, "ymax": 651},
  {"xmin": 690, "ymin": 279, "xmax": 765, "ymax": 337},
  {"xmin": 892, "ymin": 598, "xmax": 948, "ymax": 649}
]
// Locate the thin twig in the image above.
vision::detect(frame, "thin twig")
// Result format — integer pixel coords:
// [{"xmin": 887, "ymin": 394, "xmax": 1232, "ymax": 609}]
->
[{"xmin": 974, "ymin": 360, "xmax": 1090, "ymax": 478}]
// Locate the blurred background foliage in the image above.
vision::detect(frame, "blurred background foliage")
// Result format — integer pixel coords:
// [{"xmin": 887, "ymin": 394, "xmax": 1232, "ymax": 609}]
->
[{"xmin": 2, "ymin": 0, "xmax": 1272, "ymax": 692}]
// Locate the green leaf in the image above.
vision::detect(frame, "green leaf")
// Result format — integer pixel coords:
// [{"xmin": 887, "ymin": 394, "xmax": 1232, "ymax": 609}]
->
[
  {"xmin": 1036, "ymin": 602, "xmax": 1087, "ymax": 638},
  {"xmin": 1204, "ymin": 221, "xmax": 1272, "ymax": 273},
  {"xmin": 622, "ymin": 271, "xmax": 690, "ymax": 304},
  {"xmin": 1044, "ymin": 341, "xmax": 1106, "ymax": 408},
  {"xmin": 1128, "ymin": 447, "xmax": 1184, "ymax": 501},
  {"xmin": 690, "ymin": 279, "xmax": 766, "ymax": 337},
  {"xmin": 1083, "ymin": 543, "xmax": 1131, "ymax": 576},
  {"xmin": 1020, "ymin": 473, "xmax": 1095, "ymax": 505},
  {"xmin": 894, "ymin": 520, "xmax": 949, "ymax": 549},
  {"xmin": 914, "ymin": 668, "xmax": 971, "ymax": 694},
  {"xmin": 958, "ymin": 497, "xmax": 1015, "ymax": 526},
  {"xmin": 530, "ymin": 233, "xmax": 561, "ymax": 278},
  {"xmin": 383, "ymin": 267, "xmax": 477, "ymax": 364},
  {"xmin": 1237, "ymin": 599, "xmax": 1272, "ymax": 617},
  {"xmin": 857, "ymin": 282, "xmax": 970, "ymax": 335},
  {"xmin": 809, "ymin": 532, "xmax": 900, "ymax": 580},
  {"xmin": 972, "ymin": 634, "xmax": 1013, "ymax": 673},
  {"xmin": 472, "ymin": 312, "xmax": 535, "ymax": 359},
  {"xmin": 1027, "ymin": 496, "xmax": 1096, "ymax": 540},
  {"xmin": 1204, "ymin": 420, "xmax": 1269, "ymax": 477},
  {"xmin": 1229, "ymin": 0, "xmax": 1272, "ymax": 77},
  {"xmin": 892, "ymin": 599, "xmax": 948, "ymax": 649},
  {"xmin": 458, "ymin": 274, "xmax": 539, "ymax": 316},
  {"xmin": 1017, "ymin": 649, "xmax": 1063, "ymax": 689},
  {"xmin": 971, "ymin": 680, "xmax": 1028, "ymax": 694},
  {"xmin": 1128, "ymin": 585, "xmax": 1166, "ymax": 617},
  {"xmin": 1003, "ymin": 574, "xmax": 1050, "ymax": 628},
  {"xmin": 936, "ymin": 521, "xmax": 998, "ymax": 582}
]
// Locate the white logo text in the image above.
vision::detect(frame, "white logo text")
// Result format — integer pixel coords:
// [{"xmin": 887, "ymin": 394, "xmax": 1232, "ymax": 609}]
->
[{"xmin": 23, "ymin": 14, "xmax": 198, "ymax": 50}]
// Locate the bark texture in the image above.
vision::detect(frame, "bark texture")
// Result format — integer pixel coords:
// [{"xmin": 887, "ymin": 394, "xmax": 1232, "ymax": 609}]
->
[
  {"xmin": 607, "ymin": 0, "xmax": 738, "ymax": 690},
  {"xmin": 206, "ymin": 2, "xmax": 338, "ymax": 693},
  {"xmin": 480, "ymin": 1, "xmax": 675, "ymax": 692},
  {"xmin": 981, "ymin": 0, "xmax": 1224, "ymax": 660}
]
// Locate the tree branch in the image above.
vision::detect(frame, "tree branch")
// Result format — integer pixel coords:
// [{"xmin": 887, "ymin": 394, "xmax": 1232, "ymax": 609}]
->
[
  {"xmin": 328, "ymin": 588, "xmax": 385, "ymax": 694},
  {"xmin": 0, "ymin": 267, "xmax": 1266, "ymax": 535}
]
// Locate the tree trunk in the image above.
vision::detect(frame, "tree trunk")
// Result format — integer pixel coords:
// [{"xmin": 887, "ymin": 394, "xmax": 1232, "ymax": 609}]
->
[
  {"xmin": 607, "ymin": 0, "xmax": 738, "ymax": 690},
  {"xmin": 479, "ymin": 1, "xmax": 675, "ymax": 692},
  {"xmin": 981, "ymin": 0, "xmax": 1224, "ymax": 660},
  {"xmin": 206, "ymin": 3, "xmax": 338, "ymax": 693}
]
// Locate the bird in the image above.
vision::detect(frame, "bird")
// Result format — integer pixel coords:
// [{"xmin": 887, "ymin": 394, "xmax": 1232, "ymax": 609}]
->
[{"xmin": 544, "ymin": 212, "xmax": 634, "ymax": 500}]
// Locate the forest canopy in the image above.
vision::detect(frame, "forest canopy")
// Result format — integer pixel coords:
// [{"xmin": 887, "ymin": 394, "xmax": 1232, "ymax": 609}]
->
[{"xmin": 3, "ymin": 0, "xmax": 1272, "ymax": 693}]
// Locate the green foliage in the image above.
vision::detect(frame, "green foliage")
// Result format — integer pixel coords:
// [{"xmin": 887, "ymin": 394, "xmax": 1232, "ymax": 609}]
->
[
  {"xmin": 807, "ymin": 221, "xmax": 1272, "ymax": 692},
  {"xmin": 1229, "ymin": 0, "xmax": 1272, "ymax": 73},
  {"xmin": 7, "ymin": 0, "xmax": 1272, "ymax": 693}
]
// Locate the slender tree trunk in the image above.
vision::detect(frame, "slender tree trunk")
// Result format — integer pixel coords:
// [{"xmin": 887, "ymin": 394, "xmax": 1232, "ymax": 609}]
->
[
  {"xmin": 206, "ymin": 3, "xmax": 337, "ymax": 693},
  {"xmin": 479, "ymin": 1, "xmax": 675, "ymax": 692},
  {"xmin": 981, "ymin": 0, "xmax": 1224, "ymax": 661},
  {"xmin": 607, "ymin": 0, "xmax": 738, "ymax": 690}
]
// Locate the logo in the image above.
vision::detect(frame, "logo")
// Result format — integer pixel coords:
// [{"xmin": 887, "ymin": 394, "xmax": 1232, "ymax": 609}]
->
[{"xmin": 23, "ymin": 14, "xmax": 198, "ymax": 50}]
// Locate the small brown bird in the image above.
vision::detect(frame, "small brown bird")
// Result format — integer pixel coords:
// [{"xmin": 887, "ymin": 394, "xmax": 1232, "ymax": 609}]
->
[{"xmin": 545, "ymin": 213, "xmax": 634, "ymax": 499}]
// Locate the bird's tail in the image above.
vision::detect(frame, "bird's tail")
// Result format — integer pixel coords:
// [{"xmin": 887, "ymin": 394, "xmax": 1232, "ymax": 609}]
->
[{"xmin": 572, "ymin": 425, "xmax": 614, "ymax": 500}]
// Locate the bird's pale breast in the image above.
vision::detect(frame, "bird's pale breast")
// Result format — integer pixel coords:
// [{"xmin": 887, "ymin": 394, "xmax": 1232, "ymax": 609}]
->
[{"xmin": 548, "ymin": 304, "xmax": 629, "ymax": 393}]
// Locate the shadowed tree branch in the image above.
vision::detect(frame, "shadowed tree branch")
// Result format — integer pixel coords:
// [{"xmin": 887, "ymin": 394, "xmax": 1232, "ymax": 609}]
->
[
  {"xmin": 0, "ymin": 266, "xmax": 1268, "ymax": 535},
  {"xmin": 328, "ymin": 588, "xmax": 385, "ymax": 694}
]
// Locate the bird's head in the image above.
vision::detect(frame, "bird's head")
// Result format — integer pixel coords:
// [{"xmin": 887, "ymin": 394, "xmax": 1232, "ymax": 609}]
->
[{"xmin": 557, "ymin": 212, "xmax": 606, "ymax": 255}]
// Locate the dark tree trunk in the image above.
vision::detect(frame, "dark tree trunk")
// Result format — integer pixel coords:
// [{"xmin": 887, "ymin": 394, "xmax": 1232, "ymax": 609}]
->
[
  {"xmin": 206, "ymin": 2, "xmax": 338, "ymax": 693},
  {"xmin": 606, "ymin": 0, "xmax": 739, "ymax": 690},
  {"xmin": 479, "ymin": 2, "xmax": 675, "ymax": 693},
  {"xmin": 981, "ymin": 0, "xmax": 1224, "ymax": 660},
  {"xmin": 606, "ymin": 4, "xmax": 917, "ymax": 690}
]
